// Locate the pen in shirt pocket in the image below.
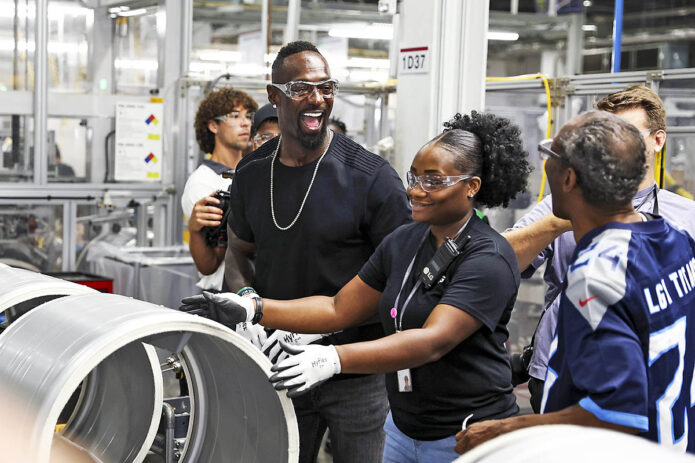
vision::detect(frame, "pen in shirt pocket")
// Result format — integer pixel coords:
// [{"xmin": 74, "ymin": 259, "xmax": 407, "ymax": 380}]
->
[{"xmin": 462, "ymin": 413, "xmax": 474, "ymax": 430}]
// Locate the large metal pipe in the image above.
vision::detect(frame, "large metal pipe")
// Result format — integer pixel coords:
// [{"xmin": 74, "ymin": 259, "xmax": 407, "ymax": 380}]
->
[
  {"xmin": 0, "ymin": 266, "xmax": 162, "ymax": 462},
  {"xmin": 0, "ymin": 264, "xmax": 95, "ymax": 323},
  {"xmin": 0, "ymin": 292, "xmax": 299, "ymax": 462}
]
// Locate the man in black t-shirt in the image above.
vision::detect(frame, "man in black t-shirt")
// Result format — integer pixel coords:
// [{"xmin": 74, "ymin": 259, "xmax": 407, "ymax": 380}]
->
[{"xmin": 225, "ymin": 41, "xmax": 411, "ymax": 463}]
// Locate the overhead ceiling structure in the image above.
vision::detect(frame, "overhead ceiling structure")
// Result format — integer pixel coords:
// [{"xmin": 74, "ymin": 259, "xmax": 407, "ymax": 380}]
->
[
  {"xmin": 187, "ymin": 0, "xmax": 695, "ymax": 78},
  {"xmin": 487, "ymin": 0, "xmax": 695, "ymax": 72}
]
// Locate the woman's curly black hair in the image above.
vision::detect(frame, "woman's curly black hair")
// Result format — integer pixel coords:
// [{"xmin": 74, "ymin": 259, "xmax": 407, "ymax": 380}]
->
[{"xmin": 438, "ymin": 111, "xmax": 532, "ymax": 208}]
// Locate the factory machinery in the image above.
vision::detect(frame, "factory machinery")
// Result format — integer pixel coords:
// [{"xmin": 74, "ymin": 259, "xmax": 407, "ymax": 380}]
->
[{"xmin": 0, "ymin": 264, "xmax": 299, "ymax": 463}]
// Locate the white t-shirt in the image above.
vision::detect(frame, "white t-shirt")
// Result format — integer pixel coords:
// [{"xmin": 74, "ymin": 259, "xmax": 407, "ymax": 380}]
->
[{"xmin": 181, "ymin": 160, "xmax": 233, "ymax": 290}]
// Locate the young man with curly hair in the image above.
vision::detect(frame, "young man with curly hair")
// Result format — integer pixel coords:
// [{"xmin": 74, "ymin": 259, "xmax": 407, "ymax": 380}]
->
[
  {"xmin": 504, "ymin": 85, "xmax": 695, "ymax": 411},
  {"xmin": 181, "ymin": 88, "xmax": 257, "ymax": 291}
]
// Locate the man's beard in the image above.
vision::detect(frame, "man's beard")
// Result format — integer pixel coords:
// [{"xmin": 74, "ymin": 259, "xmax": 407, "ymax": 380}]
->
[{"xmin": 297, "ymin": 124, "xmax": 328, "ymax": 150}]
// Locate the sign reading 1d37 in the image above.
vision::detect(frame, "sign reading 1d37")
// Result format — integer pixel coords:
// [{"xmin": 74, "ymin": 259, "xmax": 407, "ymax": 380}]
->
[{"xmin": 399, "ymin": 47, "xmax": 429, "ymax": 75}]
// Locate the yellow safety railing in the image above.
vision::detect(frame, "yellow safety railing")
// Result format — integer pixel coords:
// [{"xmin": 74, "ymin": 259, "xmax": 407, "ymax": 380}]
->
[{"xmin": 486, "ymin": 73, "xmax": 553, "ymax": 202}]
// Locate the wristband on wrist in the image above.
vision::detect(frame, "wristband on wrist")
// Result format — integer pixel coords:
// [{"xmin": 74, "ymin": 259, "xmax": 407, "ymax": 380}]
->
[
  {"xmin": 251, "ymin": 296, "xmax": 263, "ymax": 324},
  {"xmin": 236, "ymin": 286, "xmax": 257, "ymax": 297}
]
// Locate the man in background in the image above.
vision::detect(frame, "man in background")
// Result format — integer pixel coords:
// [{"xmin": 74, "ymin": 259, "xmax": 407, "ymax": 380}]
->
[
  {"xmin": 504, "ymin": 85, "xmax": 695, "ymax": 410},
  {"xmin": 181, "ymin": 87, "xmax": 257, "ymax": 290},
  {"xmin": 251, "ymin": 103, "xmax": 280, "ymax": 150},
  {"xmin": 457, "ymin": 111, "xmax": 695, "ymax": 453}
]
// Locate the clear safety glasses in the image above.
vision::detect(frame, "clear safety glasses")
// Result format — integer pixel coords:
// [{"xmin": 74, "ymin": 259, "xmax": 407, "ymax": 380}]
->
[
  {"xmin": 215, "ymin": 111, "xmax": 254, "ymax": 124},
  {"xmin": 538, "ymin": 138, "xmax": 567, "ymax": 162},
  {"xmin": 406, "ymin": 171, "xmax": 471, "ymax": 193},
  {"xmin": 269, "ymin": 79, "xmax": 339, "ymax": 100}
]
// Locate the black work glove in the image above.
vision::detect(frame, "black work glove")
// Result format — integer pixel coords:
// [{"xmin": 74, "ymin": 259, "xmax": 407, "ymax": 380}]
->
[{"xmin": 179, "ymin": 291, "xmax": 255, "ymax": 328}]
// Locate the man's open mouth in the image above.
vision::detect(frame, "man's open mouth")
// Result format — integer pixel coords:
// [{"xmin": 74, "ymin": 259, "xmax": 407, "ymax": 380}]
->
[{"xmin": 300, "ymin": 111, "xmax": 324, "ymax": 132}]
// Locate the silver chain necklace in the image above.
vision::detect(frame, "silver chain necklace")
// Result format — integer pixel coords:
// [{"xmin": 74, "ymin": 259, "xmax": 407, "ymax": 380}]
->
[{"xmin": 270, "ymin": 132, "xmax": 333, "ymax": 231}]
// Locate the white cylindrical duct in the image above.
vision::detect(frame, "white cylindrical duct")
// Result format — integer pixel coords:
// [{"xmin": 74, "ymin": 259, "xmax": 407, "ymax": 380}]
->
[
  {"xmin": 454, "ymin": 424, "xmax": 693, "ymax": 463},
  {"xmin": 0, "ymin": 263, "xmax": 96, "ymax": 316},
  {"xmin": 0, "ymin": 292, "xmax": 299, "ymax": 463}
]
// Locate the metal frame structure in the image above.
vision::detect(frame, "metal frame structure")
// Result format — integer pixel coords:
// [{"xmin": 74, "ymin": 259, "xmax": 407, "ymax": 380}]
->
[
  {"xmin": 0, "ymin": 0, "xmax": 194, "ymax": 271},
  {"xmin": 4, "ymin": 0, "xmax": 691, "ymax": 275},
  {"xmin": 486, "ymin": 67, "xmax": 695, "ymax": 139}
]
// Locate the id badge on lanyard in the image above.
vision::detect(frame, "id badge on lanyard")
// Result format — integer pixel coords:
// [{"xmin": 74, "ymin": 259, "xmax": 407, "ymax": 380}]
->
[
  {"xmin": 390, "ymin": 219, "xmax": 470, "ymax": 393},
  {"xmin": 390, "ymin": 231, "xmax": 427, "ymax": 393},
  {"xmin": 391, "ymin": 303, "xmax": 416, "ymax": 392}
]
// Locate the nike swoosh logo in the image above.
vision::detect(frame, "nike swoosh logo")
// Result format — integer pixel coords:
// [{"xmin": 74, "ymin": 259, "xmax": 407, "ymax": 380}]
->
[{"xmin": 579, "ymin": 296, "xmax": 597, "ymax": 307}]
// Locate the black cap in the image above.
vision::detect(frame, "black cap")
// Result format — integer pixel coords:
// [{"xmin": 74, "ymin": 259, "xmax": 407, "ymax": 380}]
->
[{"xmin": 252, "ymin": 104, "xmax": 278, "ymax": 133}]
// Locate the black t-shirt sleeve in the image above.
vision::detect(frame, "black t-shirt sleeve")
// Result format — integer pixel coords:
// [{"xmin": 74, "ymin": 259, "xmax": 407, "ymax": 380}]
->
[
  {"xmin": 364, "ymin": 163, "xmax": 411, "ymax": 247},
  {"xmin": 228, "ymin": 169, "xmax": 254, "ymax": 243},
  {"xmin": 357, "ymin": 233, "xmax": 392, "ymax": 292},
  {"xmin": 439, "ymin": 250, "xmax": 518, "ymax": 332}
]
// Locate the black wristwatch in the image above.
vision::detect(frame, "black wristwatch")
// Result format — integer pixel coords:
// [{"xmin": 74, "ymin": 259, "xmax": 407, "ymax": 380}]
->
[{"xmin": 251, "ymin": 296, "xmax": 263, "ymax": 324}]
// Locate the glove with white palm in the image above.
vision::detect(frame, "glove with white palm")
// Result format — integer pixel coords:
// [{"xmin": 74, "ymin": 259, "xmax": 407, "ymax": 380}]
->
[
  {"xmin": 236, "ymin": 322, "xmax": 268, "ymax": 350},
  {"xmin": 261, "ymin": 330, "xmax": 331, "ymax": 363},
  {"xmin": 269, "ymin": 341, "xmax": 342, "ymax": 398}
]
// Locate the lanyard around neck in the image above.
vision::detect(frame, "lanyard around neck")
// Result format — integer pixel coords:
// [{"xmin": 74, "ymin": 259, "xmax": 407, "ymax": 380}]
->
[{"xmin": 391, "ymin": 217, "xmax": 471, "ymax": 332}]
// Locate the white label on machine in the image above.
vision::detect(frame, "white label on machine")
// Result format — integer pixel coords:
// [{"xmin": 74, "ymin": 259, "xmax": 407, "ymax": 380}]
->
[
  {"xmin": 114, "ymin": 102, "xmax": 163, "ymax": 182},
  {"xmin": 399, "ymin": 47, "xmax": 429, "ymax": 75}
]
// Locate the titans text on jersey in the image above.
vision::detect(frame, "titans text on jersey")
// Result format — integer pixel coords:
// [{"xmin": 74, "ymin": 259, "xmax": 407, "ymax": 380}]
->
[{"xmin": 541, "ymin": 217, "xmax": 695, "ymax": 454}]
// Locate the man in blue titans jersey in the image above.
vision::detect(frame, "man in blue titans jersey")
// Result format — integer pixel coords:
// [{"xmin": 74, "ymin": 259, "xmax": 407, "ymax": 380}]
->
[{"xmin": 455, "ymin": 111, "xmax": 695, "ymax": 454}]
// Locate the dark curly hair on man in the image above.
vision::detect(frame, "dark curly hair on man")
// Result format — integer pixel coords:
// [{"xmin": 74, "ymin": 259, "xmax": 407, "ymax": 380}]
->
[
  {"xmin": 194, "ymin": 88, "xmax": 258, "ymax": 154},
  {"xmin": 438, "ymin": 111, "xmax": 532, "ymax": 208},
  {"xmin": 271, "ymin": 41, "xmax": 321, "ymax": 81},
  {"xmin": 557, "ymin": 111, "xmax": 647, "ymax": 208}
]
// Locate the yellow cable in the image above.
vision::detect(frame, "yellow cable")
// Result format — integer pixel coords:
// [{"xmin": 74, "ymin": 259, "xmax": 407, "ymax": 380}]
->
[
  {"xmin": 654, "ymin": 149, "xmax": 662, "ymax": 188},
  {"xmin": 486, "ymin": 74, "xmax": 552, "ymax": 202}
]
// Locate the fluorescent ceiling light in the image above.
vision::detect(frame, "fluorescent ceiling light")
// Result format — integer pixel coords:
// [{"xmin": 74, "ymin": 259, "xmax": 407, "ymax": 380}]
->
[
  {"xmin": 108, "ymin": 6, "xmax": 130, "ymax": 14},
  {"xmin": 114, "ymin": 58, "xmax": 158, "ymax": 71},
  {"xmin": 119, "ymin": 8, "xmax": 148, "ymax": 17},
  {"xmin": 196, "ymin": 50, "xmax": 242, "ymax": 62},
  {"xmin": 329, "ymin": 23, "xmax": 393, "ymax": 40},
  {"xmin": 488, "ymin": 31, "xmax": 519, "ymax": 41},
  {"xmin": 0, "ymin": 3, "xmax": 90, "ymax": 19},
  {"xmin": 582, "ymin": 24, "xmax": 597, "ymax": 32}
]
